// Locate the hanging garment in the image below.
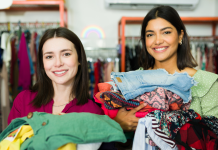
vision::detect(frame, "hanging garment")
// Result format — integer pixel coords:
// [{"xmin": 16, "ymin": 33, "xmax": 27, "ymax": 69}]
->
[
  {"xmin": 18, "ymin": 33, "xmax": 31, "ymax": 90},
  {"xmin": 94, "ymin": 62, "xmax": 100, "ymax": 94},
  {"xmin": 10, "ymin": 37, "xmax": 19, "ymax": 100},
  {"xmin": 111, "ymin": 69, "xmax": 197, "ymax": 102},
  {"xmin": 1, "ymin": 112, "xmax": 126, "ymax": 150},
  {"xmin": 206, "ymin": 48, "xmax": 214, "ymax": 72},
  {"xmin": 195, "ymin": 46, "xmax": 201, "ymax": 70},
  {"xmin": 0, "ymin": 62, "xmax": 11, "ymax": 131},
  {"xmin": 2, "ymin": 33, "xmax": 13, "ymax": 68},
  {"xmin": 88, "ymin": 61, "xmax": 95, "ymax": 99}
]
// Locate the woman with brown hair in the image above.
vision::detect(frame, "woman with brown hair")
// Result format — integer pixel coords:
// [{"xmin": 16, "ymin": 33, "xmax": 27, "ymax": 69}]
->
[
  {"xmin": 114, "ymin": 5, "xmax": 218, "ymax": 132},
  {"xmin": 8, "ymin": 27, "xmax": 104, "ymax": 123}
]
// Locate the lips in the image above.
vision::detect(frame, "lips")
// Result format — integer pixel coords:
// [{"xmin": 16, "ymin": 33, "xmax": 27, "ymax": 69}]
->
[
  {"xmin": 54, "ymin": 70, "xmax": 67, "ymax": 74},
  {"xmin": 52, "ymin": 70, "xmax": 68, "ymax": 76},
  {"xmin": 153, "ymin": 46, "xmax": 168, "ymax": 53}
]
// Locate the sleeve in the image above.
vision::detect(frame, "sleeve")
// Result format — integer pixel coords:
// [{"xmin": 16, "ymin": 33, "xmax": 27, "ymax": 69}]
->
[
  {"xmin": 7, "ymin": 91, "xmax": 24, "ymax": 125},
  {"xmin": 200, "ymin": 81, "xmax": 218, "ymax": 118}
]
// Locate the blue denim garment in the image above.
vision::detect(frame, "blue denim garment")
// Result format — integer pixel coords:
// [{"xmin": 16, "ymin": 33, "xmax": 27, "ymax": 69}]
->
[
  {"xmin": 132, "ymin": 117, "xmax": 178, "ymax": 150},
  {"xmin": 111, "ymin": 69, "xmax": 197, "ymax": 103}
]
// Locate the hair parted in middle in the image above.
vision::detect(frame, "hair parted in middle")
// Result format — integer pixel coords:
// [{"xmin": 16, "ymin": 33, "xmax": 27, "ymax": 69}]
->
[
  {"xmin": 139, "ymin": 5, "xmax": 197, "ymax": 70},
  {"xmin": 31, "ymin": 27, "xmax": 89, "ymax": 108}
]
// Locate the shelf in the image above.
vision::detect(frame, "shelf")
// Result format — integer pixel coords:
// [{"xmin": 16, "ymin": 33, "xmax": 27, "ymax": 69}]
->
[
  {"xmin": 1, "ymin": 0, "xmax": 67, "ymax": 27},
  {"xmin": 118, "ymin": 16, "xmax": 218, "ymax": 72}
]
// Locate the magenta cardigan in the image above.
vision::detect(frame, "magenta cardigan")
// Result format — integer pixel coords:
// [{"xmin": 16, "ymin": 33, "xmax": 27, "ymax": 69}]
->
[{"xmin": 8, "ymin": 90, "xmax": 104, "ymax": 124}]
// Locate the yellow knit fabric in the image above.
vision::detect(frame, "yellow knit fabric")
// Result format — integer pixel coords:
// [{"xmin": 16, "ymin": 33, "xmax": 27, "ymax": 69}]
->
[{"xmin": 0, "ymin": 125, "xmax": 34, "ymax": 150}]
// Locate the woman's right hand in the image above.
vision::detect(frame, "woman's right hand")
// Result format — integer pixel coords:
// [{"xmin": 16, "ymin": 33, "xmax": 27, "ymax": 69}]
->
[{"xmin": 114, "ymin": 103, "xmax": 147, "ymax": 131}]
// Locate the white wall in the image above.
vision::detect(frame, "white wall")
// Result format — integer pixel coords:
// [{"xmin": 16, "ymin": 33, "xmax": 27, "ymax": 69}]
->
[
  {"xmin": 65, "ymin": 0, "xmax": 218, "ymax": 47},
  {"xmin": 0, "ymin": 0, "xmax": 217, "ymax": 47}
]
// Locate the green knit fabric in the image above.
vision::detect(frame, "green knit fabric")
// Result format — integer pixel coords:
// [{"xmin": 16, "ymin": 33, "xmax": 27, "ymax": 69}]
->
[{"xmin": 0, "ymin": 112, "xmax": 126, "ymax": 150}]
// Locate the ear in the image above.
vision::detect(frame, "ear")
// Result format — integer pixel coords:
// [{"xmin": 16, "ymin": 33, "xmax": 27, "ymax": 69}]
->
[{"xmin": 179, "ymin": 30, "xmax": 184, "ymax": 42}]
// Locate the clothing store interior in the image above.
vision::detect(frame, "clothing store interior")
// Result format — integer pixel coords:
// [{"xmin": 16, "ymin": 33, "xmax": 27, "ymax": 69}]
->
[{"xmin": 0, "ymin": 0, "xmax": 218, "ymax": 150}]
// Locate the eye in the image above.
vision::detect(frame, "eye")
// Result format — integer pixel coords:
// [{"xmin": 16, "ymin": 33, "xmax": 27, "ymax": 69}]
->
[
  {"xmin": 164, "ymin": 31, "xmax": 171, "ymax": 34},
  {"xmin": 64, "ymin": 53, "xmax": 71, "ymax": 56},
  {"xmin": 45, "ymin": 56, "xmax": 52, "ymax": 59},
  {"xmin": 146, "ymin": 34, "xmax": 153, "ymax": 37}
]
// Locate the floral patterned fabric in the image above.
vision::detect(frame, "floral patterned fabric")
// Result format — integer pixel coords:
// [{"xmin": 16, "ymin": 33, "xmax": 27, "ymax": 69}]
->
[
  {"xmin": 136, "ymin": 87, "xmax": 191, "ymax": 111},
  {"xmin": 202, "ymin": 116, "xmax": 218, "ymax": 137},
  {"xmin": 147, "ymin": 109, "xmax": 198, "ymax": 139}
]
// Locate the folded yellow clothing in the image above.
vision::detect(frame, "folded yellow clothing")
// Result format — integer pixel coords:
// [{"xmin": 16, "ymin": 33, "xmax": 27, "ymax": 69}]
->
[
  {"xmin": 0, "ymin": 125, "xmax": 34, "ymax": 150},
  {"xmin": 58, "ymin": 143, "xmax": 76, "ymax": 150},
  {"xmin": 0, "ymin": 125, "xmax": 77, "ymax": 150}
]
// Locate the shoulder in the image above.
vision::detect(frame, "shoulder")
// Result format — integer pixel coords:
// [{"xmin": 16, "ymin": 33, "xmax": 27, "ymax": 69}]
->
[
  {"xmin": 8, "ymin": 90, "xmax": 38, "ymax": 124},
  {"xmin": 15, "ymin": 90, "xmax": 37, "ymax": 101},
  {"xmin": 191, "ymin": 70, "xmax": 218, "ymax": 97},
  {"xmin": 182, "ymin": 67, "xmax": 197, "ymax": 77},
  {"xmin": 13, "ymin": 90, "xmax": 37, "ymax": 106}
]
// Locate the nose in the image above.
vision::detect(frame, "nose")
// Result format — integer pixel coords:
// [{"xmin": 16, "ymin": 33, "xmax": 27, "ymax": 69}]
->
[
  {"xmin": 155, "ymin": 34, "xmax": 164, "ymax": 45},
  {"xmin": 54, "ymin": 56, "xmax": 63, "ymax": 67}
]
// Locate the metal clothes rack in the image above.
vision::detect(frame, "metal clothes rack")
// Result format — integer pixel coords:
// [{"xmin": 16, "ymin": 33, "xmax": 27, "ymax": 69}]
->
[
  {"xmin": 0, "ymin": 0, "xmax": 67, "ymax": 27},
  {"xmin": 118, "ymin": 17, "xmax": 218, "ymax": 72}
]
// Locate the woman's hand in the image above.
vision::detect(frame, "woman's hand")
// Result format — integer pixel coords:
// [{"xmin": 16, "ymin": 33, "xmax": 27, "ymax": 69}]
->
[{"xmin": 114, "ymin": 103, "xmax": 147, "ymax": 131}]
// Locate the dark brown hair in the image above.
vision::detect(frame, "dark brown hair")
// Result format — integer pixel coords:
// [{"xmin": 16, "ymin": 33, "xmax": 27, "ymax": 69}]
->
[
  {"xmin": 140, "ymin": 5, "xmax": 197, "ymax": 70},
  {"xmin": 31, "ymin": 27, "xmax": 89, "ymax": 107}
]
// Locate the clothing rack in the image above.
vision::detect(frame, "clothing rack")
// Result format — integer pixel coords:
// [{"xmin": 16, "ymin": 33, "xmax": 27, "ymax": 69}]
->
[
  {"xmin": 118, "ymin": 17, "xmax": 218, "ymax": 72},
  {"xmin": 0, "ymin": 22, "xmax": 60, "ymax": 32},
  {"xmin": 85, "ymin": 47, "xmax": 119, "ymax": 63},
  {"xmin": 0, "ymin": 0, "xmax": 67, "ymax": 27}
]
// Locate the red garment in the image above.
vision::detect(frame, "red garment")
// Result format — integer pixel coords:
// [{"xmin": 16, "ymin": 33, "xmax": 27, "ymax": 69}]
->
[
  {"xmin": 176, "ymin": 122, "xmax": 218, "ymax": 150},
  {"xmin": 18, "ymin": 33, "xmax": 31, "ymax": 90},
  {"xmin": 8, "ymin": 90, "xmax": 104, "ymax": 124},
  {"xmin": 94, "ymin": 62, "xmax": 99, "ymax": 94},
  {"xmin": 95, "ymin": 82, "xmax": 113, "ymax": 103}
]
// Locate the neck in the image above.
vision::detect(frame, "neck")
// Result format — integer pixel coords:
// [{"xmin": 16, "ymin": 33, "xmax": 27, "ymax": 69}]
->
[
  {"xmin": 153, "ymin": 56, "xmax": 179, "ymax": 74},
  {"xmin": 52, "ymin": 83, "xmax": 74, "ymax": 104}
]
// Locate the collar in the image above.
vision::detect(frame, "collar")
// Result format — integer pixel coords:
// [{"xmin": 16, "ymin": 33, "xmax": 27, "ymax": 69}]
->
[{"xmin": 191, "ymin": 70, "xmax": 218, "ymax": 97}]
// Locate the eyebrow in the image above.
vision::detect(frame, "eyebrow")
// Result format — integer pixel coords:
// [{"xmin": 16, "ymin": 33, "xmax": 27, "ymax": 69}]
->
[
  {"xmin": 43, "ymin": 49, "xmax": 72, "ymax": 55},
  {"xmin": 145, "ymin": 27, "xmax": 173, "ymax": 33}
]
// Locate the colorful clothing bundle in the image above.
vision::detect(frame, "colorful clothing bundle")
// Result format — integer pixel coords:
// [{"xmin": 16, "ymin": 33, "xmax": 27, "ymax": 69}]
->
[
  {"xmin": 95, "ymin": 69, "xmax": 218, "ymax": 150},
  {"xmin": 147, "ymin": 109, "xmax": 199, "ymax": 139},
  {"xmin": 101, "ymin": 91, "xmax": 140, "ymax": 110},
  {"xmin": 110, "ymin": 69, "xmax": 197, "ymax": 102},
  {"xmin": 135, "ymin": 87, "xmax": 191, "ymax": 111},
  {"xmin": 95, "ymin": 69, "xmax": 197, "ymax": 121}
]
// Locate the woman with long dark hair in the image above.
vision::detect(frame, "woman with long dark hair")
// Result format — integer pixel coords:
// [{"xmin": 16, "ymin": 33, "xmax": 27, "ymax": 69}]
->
[
  {"xmin": 8, "ymin": 27, "xmax": 104, "ymax": 123},
  {"xmin": 114, "ymin": 5, "xmax": 218, "ymax": 131}
]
